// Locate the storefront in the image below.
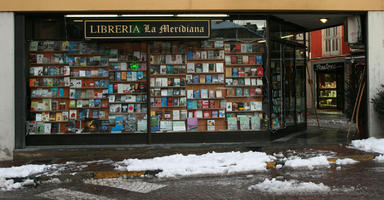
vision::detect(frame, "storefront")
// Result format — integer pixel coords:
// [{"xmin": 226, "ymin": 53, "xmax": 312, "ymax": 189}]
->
[
  {"xmin": 13, "ymin": 13, "xmax": 307, "ymax": 146},
  {"xmin": 314, "ymin": 62, "xmax": 345, "ymax": 110}
]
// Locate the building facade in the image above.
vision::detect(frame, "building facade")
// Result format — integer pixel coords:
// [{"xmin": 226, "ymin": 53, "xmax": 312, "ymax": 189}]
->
[{"xmin": 0, "ymin": 0, "xmax": 384, "ymax": 161}]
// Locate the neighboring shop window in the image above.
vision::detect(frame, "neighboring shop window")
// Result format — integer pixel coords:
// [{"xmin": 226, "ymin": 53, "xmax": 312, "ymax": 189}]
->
[
  {"xmin": 323, "ymin": 26, "xmax": 340, "ymax": 56},
  {"xmin": 26, "ymin": 19, "xmax": 269, "ymax": 134}
]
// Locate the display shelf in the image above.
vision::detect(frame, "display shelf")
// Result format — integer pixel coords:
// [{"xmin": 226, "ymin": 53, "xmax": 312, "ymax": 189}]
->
[
  {"xmin": 109, "ymin": 70, "xmax": 147, "ymax": 72},
  {"xmin": 31, "ymin": 97, "xmax": 69, "ymax": 99},
  {"xmin": 151, "ymin": 86, "xmax": 185, "ymax": 89},
  {"xmin": 187, "ymin": 108, "xmax": 221, "ymax": 111},
  {"xmin": 187, "ymin": 83, "xmax": 225, "ymax": 85},
  {"xmin": 70, "ymin": 107, "xmax": 109, "ymax": 109},
  {"xmin": 108, "ymin": 92, "xmax": 146, "ymax": 95},
  {"xmin": 197, "ymin": 117, "xmax": 226, "ymax": 120},
  {"xmin": 110, "ymin": 80, "xmax": 146, "ymax": 83},
  {"xmin": 69, "ymin": 98, "xmax": 108, "ymax": 100},
  {"xmin": 225, "ymin": 64, "xmax": 261, "ymax": 67},
  {"xmin": 149, "ymin": 52, "xmax": 185, "ymax": 55},
  {"xmin": 226, "ymin": 76, "xmax": 260, "ymax": 79},
  {"xmin": 226, "ymin": 95, "xmax": 263, "ymax": 98},
  {"xmin": 30, "ymin": 86, "xmax": 70, "ymax": 88},
  {"xmin": 188, "ymin": 72, "xmax": 224, "ymax": 75},
  {"xmin": 108, "ymin": 102, "xmax": 147, "ymax": 104},
  {"xmin": 109, "ymin": 60, "xmax": 146, "ymax": 63},
  {"xmin": 149, "ymin": 63, "xmax": 185, "ymax": 66},
  {"xmin": 31, "ymin": 50, "xmax": 69, "ymax": 53},
  {"xmin": 69, "ymin": 66, "xmax": 109, "ymax": 68},
  {"xmin": 71, "ymin": 76, "xmax": 109, "ymax": 79},
  {"xmin": 224, "ymin": 52, "xmax": 263, "ymax": 55},
  {"xmin": 70, "ymin": 87, "xmax": 108, "ymax": 89},
  {"xmin": 226, "ymin": 110, "xmax": 262, "ymax": 113},
  {"xmin": 30, "ymin": 75, "xmax": 71, "ymax": 78},
  {"xmin": 225, "ymin": 85, "xmax": 262, "ymax": 88},
  {"xmin": 187, "ymin": 59, "xmax": 224, "ymax": 62},
  {"xmin": 150, "ymin": 74, "xmax": 187, "ymax": 77},
  {"xmin": 30, "ymin": 110, "xmax": 68, "ymax": 113},
  {"xmin": 152, "ymin": 106, "xmax": 186, "ymax": 108},
  {"xmin": 187, "ymin": 48, "xmax": 224, "ymax": 51},
  {"xmin": 151, "ymin": 95, "xmax": 185, "ymax": 98},
  {"xmin": 109, "ymin": 112, "xmax": 147, "ymax": 115},
  {"xmin": 67, "ymin": 54, "xmax": 109, "ymax": 57},
  {"xmin": 30, "ymin": 63, "xmax": 69, "ymax": 66},
  {"xmin": 187, "ymin": 98, "xmax": 225, "ymax": 100}
]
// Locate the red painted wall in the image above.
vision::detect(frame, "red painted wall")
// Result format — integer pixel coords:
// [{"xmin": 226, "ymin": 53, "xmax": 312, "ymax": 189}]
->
[
  {"xmin": 310, "ymin": 30, "xmax": 322, "ymax": 58},
  {"xmin": 341, "ymin": 26, "xmax": 350, "ymax": 55}
]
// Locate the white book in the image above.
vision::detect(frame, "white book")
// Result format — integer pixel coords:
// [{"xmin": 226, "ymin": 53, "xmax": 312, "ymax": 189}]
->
[
  {"xmin": 226, "ymin": 102, "xmax": 233, "ymax": 111},
  {"xmin": 251, "ymin": 78, "xmax": 257, "ymax": 86},
  {"xmin": 216, "ymin": 63, "xmax": 224, "ymax": 73},
  {"xmin": 245, "ymin": 78, "xmax": 251, "ymax": 86},
  {"xmin": 225, "ymin": 56, "xmax": 231, "ymax": 65},
  {"xmin": 187, "ymin": 90, "xmax": 194, "ymax": 99},
  {"xmin": 187, "ymin": 63, "xmax": 195, "ymax": 73},
  {"xmin": 35, "ymin": 113, "xmax": 42, "ymax": 121},
  {"xmin": 120, "ymin": 62, "xmax": 127, "ymax": 70},
  {"xmin": 150, "ymin": 78, "xmax": 155, "ymax": 87},
  {"xmin": 257, "ymin": 79, "xmax": 263, "ymax": 86},
  {"xmin": 44, "ymin": 123, "xmax": 51, "ymax": 134},
  {"xmin": 173, "ymin": 110, "xmax": 180, "ymax": 120},
  {"xmin": 173, "ymin": 121, "xmax": 186, "ymax": 131},
  {"xmin": 161, "ymin": 89, "xmax": 168, "ymax": 96},
  {"xmin": 202, "ymin": 63, "xmax": 209, "ymax": 72},
  {"xmin": 216, "ymin": 90, "xmax": 223, "ymax": 98}
]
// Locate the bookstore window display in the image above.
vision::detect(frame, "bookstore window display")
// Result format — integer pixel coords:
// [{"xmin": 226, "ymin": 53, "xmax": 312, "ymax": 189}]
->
[{"xmin": 26, "ymin": 19, "xmax": 268, "ymax": 135}]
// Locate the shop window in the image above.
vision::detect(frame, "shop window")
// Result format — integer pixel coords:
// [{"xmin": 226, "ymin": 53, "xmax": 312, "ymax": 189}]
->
[{"xmin": 26, "ymin": 19, "xmax": 270, "ymax": 135}]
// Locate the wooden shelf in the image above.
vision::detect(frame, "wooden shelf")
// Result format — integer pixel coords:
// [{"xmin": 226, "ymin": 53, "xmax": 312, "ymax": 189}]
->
[
  {"xmin": 225, "ymin": 85, "xmax": 262, "ymax": 88},
  {"xmin": 109, "ymin": 112, "xmax": 147, "ymax": 115},
  {"xmin": 187, "ymin": 83, "xmax": 225, "ymax": 85},
  {"xmin": 225, "ymin": 64, "xmax": 262, "ymax": 67},
  {"xmin": 110, "ymin": 80, "xmax": 146, "ymax": 83},
  {"xmin": 150, "ymin": 63, "xmax": 185, "ymax": 65},
  {"xmin": 226, "ymin": 110, "xmax": 262, "ymax": 113},
  {"xmin": 151, "ymin": 86, "xmax": 185, "ymax": 88},
  {"xmin": 69, "ymin": 107, "xmax": 109, "ymax": 109},
  {"xmin": 187, "ymin": 48, "xmax": 224, "ymax": 51},
  {"xmin": 30, "ymin": 75, "xmax": 70, "ymax": 78},
  {"xmin": 226, "ymin": 95, "xmax": 263, "ymax": 98},
  {"xmin": 68, "ymin": 54, "xmax": 108, "ymax": 57},
  {"xmin": 108, "ymin": 102, "xmax": 147, "ymax": 104},
  {"xmin": 31, "ymin": 97, "xmax": 68, "ymax": 99},
  {"xmin": 187, "ymin": 72, "xmax": 224, "ymax": 75},
  {"xmin": 149, "ymin": 52, "xmax": 185, "ymax": 55},
  {"xmin": 152, "ymin": 106, "xmax": 186, "ymax": 109},
  {"xmin": 30, "ymin": 86, "xmax": 69, "ymax": 88},
  {"xmin": 226, "ymin": 76, "xmax": 260, "ymax": 78},
  {"xmin": 151, "ymin": 74, "xmax": 187, "ymax": 77},
  {"xmin": 70, "ymin": 87, "xmax": 108, "ymax": 89},
  {"xmin": 151, "ymin": 95, "xmax": 185, "ymax": 98},
  {"xmin": 224, "ymin": 52, "xmax": 263, "ymax": 55},
  {"xmin": 109, "ymin": 70, "xmax": 146, "ymax": 72},
  {"xmin": 187, "ymin": 98, "xmax": 225, "ymax": 100},
  {"xmin": 69, "ymin": 98, "xmax": 108, "ymax": 100},
  {"xmin": 109, "ymin": 60, "xmax": 146, "ymax": 63},
  {"xmin": 30, "ymin": 63, "xmax": 68, "ymax": 66},
  {"xmin": 71, "ymin": 76, "xmax": 109, "ymax": 79},
  {"xmin": 30, "ymin": 110, "xmax": 67, "ymax": 113},
  {"xmin": 108, "ymin": 92, "xmax": 146, "ymax": 95},
  {"xmin": 197, "ymin": 117, "xmax": 226, "ymax": 120},
  {"xmin": 187, "ymin": 108, "xmax": 220, "ymax": 110},
  {"xmin": 70, "ymin": 66, "xmax": 109, "ymax": 68},
  {"xmin": 187, "ymin": 59, "xmax": 224, "ymax": 61},
  {"xmin": 30, "ymin": 50, "xmax": 68, "ymax": 53}
]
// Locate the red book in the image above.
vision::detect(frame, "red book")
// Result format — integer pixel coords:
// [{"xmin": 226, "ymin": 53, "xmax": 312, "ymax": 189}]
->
[
  {"xmin": 256, "ymin": 66, "xmax": 264, "ymax": 77},
  {"xmin": 167, "ymin": 97, "xmax": 173, "ymax": 106},
  {"xmin": 249, "ymin": 56, "xmax": 256, "ymax": 65},
  {"xmin": 113, "ymin": 84, "xmax": 118, "ymax": 93},
  {"xmin": 203, "ymin": 110, "xmax": 211, "ymax": 118},
  {"xmin": 239, "ymin": 68, "xmax": 245, "ymax": 77},
  {"xmin": 202, "ymin": 100, "xmax": 209, "ymax": 109},
  {"xmin": 231, "ymin": 56, "xmax": 237, "ymax": 65},
  {"xmin": 250, "ymin": 88, "xmax": 256, "ymax": 96}
]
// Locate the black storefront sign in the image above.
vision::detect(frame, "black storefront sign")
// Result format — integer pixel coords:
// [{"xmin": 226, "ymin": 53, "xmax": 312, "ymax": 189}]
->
[
  {"xmin": 84, "ymin": 20, "xmax": 210, "ymax": 39},
  {"xmin": 314, "ymin": 62, "xmax": 344, "ymax": 71}
]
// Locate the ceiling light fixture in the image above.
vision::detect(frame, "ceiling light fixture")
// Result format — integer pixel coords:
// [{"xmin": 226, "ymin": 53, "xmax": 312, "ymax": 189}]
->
[
  {"xmin": 120, "ymin": 14, "xmax": 174, "ymax": 17},
  {"xmin": 65, "ymin": 14, "xmax": 119, "ymax": 18},
  {"xmin": 176, "ymin": 14, "xmax": 229, "ymax": 17},
  {"xmin": 320, "ymin": 18, "xmax": 328, "ymax": 23}
]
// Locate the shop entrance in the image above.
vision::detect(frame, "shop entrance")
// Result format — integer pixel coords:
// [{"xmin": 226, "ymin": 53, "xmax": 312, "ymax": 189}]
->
[{"xmin": 315, "ymin": 63, "xmax": 344, "ymax": 110}]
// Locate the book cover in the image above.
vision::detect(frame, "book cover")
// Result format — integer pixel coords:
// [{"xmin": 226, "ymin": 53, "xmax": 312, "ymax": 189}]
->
[
  {"xmin": 173, "ymin": 110, "xmax": 180, "ymax": 120},
  {"xmin": 239, "ymin": 116, "xmax": 250, "ymax": 131},
  {"xmin": 206, "ymin": 75, "xmax": 212, "ymax": 84},
  {"xmin": 212, "ymin": 110, "xmax": 218, "ymax": 118},
  {"xmin": 256, "ymin": 66, "xmax": 264, "ymax": 77},
  {"xmin": 187, "ymin": 117, "xmax": 198, "ymax": 131},
  {"xmin": 235, "ymin": 88, "xmax": 242, "ymax": 96},
  {"xmin": 250, "ymin": 116, "xmax": 261, "ymax": 130},
  {"xmin": 207, "ymin": 119, "xmax": 215, "ymax": 131},
  {"xmin": 172, "ymin": 121, "xmax": 186, "ymax": 132},
  {"xmin": 203, "ymin": 110, "xmax": 211, "ymax": 118},
  {"xmin": 201, "ymin": 89, "xmax": 208, "ymax": 99},
  {"xmin": 226, "ymin": 102, "xmax": 233, "ymax": 111},
  {"xmin": 192, "ymin": 75, "xmax": 199, "ymax": 83},
  {"xmin": 187, "ymin": 63, "xmax": 195, "ymax": 73},
  {"xmin": 216, "ymin": 90, "xmax": 223, "ymax": 98},
  {"xmin": 227, "ymin": 117, "xmax": 238, "ymax": 131},
  {"xmin": 150, "ymin": 115, "xmax": 160, "ymax": 132},
  {"xmin": 209, "ymin": 90, "xmax": 215, "ymax": 98}
]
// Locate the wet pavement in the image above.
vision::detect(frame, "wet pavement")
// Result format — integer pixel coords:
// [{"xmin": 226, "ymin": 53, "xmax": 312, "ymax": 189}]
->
[{"xmin": 1, "ymin": 160, "xmax": 384, "ymax": 199}]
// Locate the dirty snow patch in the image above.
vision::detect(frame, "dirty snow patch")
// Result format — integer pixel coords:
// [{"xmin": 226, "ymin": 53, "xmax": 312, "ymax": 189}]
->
[
  {"xmin": 351, "ymin": 137, "xmax": 384, "ymax": 154},
  {"xmin": 116, "ymin": 151, "xmax": 275, "ymax": 178},
  {"xmin": 248, "ymin": 178, "xmax": 330, "ymax": 194},
  {"xmin": 284, "ymin": 156, "xmax": 330, "ymax": 170},
  {"xmin": 335, "ymin": 158, "xmax": 358, "ymax": 165}
]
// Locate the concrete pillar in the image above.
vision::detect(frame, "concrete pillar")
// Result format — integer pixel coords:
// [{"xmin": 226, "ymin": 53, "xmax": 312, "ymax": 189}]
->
[
  {"xmin": 368, "ymin": 11, "xmax": 384, "ymax": 138},
  {"xmin": 0, "ymin": 12, "xmax": 14, "ymax": 160}
]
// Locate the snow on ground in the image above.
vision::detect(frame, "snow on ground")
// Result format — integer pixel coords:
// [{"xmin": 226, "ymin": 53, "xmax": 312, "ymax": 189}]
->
[
  {"xmin": 0, "ymin": 164, "xmax": 52, "ymax": 191},
  {"xmin": 248, "ymin": 178, "xmax": 331, "ymax": 194},
  {"xmin": 115, "ymin": 151, "xmax": 275, "ymax": 178},
  {"xmin": 284, "ymin": 156, "xmax": 330, "ymax": 170},
  {"xmin": 350, "ymin": 137, "xmax": 384, "ymax": 154},
  {"xmin": 335, "ymin": 158, "xmax": 359, "ymax": 165},
  {"xmin": 374, "ymin": 155, "xmax": 384, "ymax": 162}
]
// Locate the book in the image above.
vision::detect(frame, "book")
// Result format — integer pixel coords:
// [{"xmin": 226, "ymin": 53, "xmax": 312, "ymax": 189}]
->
[
  {"xmin": 216, "ymin": 90, "xmax": 222, "ymax": 98},
  {"xmin": 173, "ymin": 110, "xmax": 180, "ymax": 120},
  {"xmin": 216, "ymin": 63, "xmax": 224, "ymax": 73},
  {"xmin": 150, "ymin": 115, "xmax": 160, "ymax": 132},
  {"xmin": 250, "ymin": 116, "xmax": 261, "ymax": 130},
  {"xmin": 195, "ymin": 110, "xmax": 203, "ymax": 118},
  {"xmin": 239, "ymin": 116, "xmax": 250, "ymax": 131},
  {"xmin": 160, "ymin": 120, "xmax": 173, "ymax": 132},
  {"xmin": 201, "ymin": 89, "xmax": 208, "ymax": 99},
  {"xmin": 203, "ymin": 110, "xmax": 211, "ymax": 118},
  {"xmin": 137, "ymin": 119, "xmax": 147, "ymax": 132},
  {"xmin": 226, "ymin": 102, "xmax": 233, "ymax": 111},
  {"xmin": 187, "ymin": 63, "xmax": 195, "ymax": 73},
  {"xmin": 202, "ymin": 63, "xmax": 209, "ymax": 72},
  {"xmin": 173, "ymin": 121, "xmax": 186, "ymax": 132},
  {"xmin": 207, "ymin": 120, "xmax": 215, "ymax": 131},
  {"xmin": 227, "ymin": 117, "xmax": 238, "ymax": 131},
  {"xmin": 187, "ymin": 117, "xmax": 198, "ymax": 131}
]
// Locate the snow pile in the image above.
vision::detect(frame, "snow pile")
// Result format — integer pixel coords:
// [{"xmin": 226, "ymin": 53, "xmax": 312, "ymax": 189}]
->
[
  {"xmin": 248, "ymin": 178, "xmax": 330, "ymax": 194},
  {"xmin": 335, "ymin": 158, "xmax": 358, "ymax": 165},
  {"xmin": 116, "ymin": 151, "xmax": 275, "ymax": 178},
  {"xmin": 0, "ymin": 164, "xmax": 52, "ymax": 191},
  {"xmin": 374, "ymin": 155, "xmax": 384, "ymax": 162},
  {"xmin": 284, "ymin": 156, "xmax": 330, "ymax": 170},
  {"xmin": 351, "ymin": 137, "xmax": 384, "ymax": 154}
]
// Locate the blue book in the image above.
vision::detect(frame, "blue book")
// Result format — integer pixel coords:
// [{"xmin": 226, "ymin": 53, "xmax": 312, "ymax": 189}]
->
[
  {"xmin": 137, "ymin": 71, "xmax": 143, "ymax": 80},
  {"xmin": 108, "ymin": 84, "xmax": 114, "ymax": 94},
  {"xmin": 161, "ymin": 97, "xmax": 167, "ymax": 107},
  {"xmin": 187, "ymin": 50, "xmax": 194, "ymax": 59},
  {"xmin": 59, "ymin": 88, "xmax": 64, "ymax": 97},
  {"xmin": 256, "ymin": 56, "xmax": 263, "ymax": 65},
  {"xmin": 193, "ymin": 90, "xmax": 200, "ymax": 98},
  {"xmin": 193, "ymin": 75, "xmax": 199, "ymax": 83},
  {"xmin": 187, "ymin": 100, "xmax": 198, "ymax": 109},
  {"xmin": 150, "ymin": 116, "xmax": 160, "ymax": 132},
  {"xmin": 206, "ymin": 75, "xmax": 212, "ymax": 83},
  {"xmin": 111, "ymin": 116, "xmax": 124, "ymax": 132}
]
